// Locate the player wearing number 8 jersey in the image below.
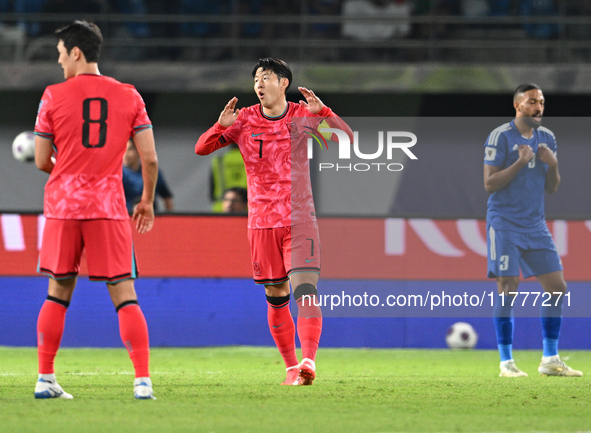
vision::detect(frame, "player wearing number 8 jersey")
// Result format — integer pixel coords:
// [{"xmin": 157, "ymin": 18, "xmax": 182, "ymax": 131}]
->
[
  {"xmin": 33, "ymin": 21, "xmax": 157, "ymax": 399},
  {"xmin": 484, "ymin": 83, "xmax": 581, "ymax": 378},
  {"xmin": 36, "ymin": 74, "xmax": 150, "ymax": 220},
  {"xmin": 196, "ymin": 58, "xmax": 352, "ymax": 385}
]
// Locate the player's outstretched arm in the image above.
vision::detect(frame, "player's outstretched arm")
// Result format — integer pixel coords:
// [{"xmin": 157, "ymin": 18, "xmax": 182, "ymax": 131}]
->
[
  {"xmin": 34, "ymin": 136, "xmax": 55, "ymax": 174},
  {"xmin": 298, "ymin": 87, "xmax": 324, "ymax": 114},
  {"xmin": 195, "ymin": 98, "xmax": 240, "ymax": 156},
  {"xmin": 484, "ymin": 144, "xmax": 532, "ymax": 193},
  {"xmin": 132, "ymin": 128, "xmax": 158, "ymax": 234}
]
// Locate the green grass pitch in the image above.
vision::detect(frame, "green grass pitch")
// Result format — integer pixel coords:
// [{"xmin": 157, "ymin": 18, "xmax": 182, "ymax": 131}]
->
[{"xmin": 1, "ymin": 346, "xmax": 590, "ymax": 433}]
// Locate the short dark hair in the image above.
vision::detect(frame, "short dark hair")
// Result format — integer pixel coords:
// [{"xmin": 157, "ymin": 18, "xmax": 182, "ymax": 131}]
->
[
  {"xmin": 56, "ymin": 20, "xmax": 103, "ymax": 63},
  {"xmin": 513, "ymin": 83, "xmax": 541, "ymax": 102},
  {"xmin": 224, "ymin": 187, "xmax": 247, "ymax": 203},
  {"xmin": 252, "ymin": 58, "xmax": 292, "ymax": 93}
]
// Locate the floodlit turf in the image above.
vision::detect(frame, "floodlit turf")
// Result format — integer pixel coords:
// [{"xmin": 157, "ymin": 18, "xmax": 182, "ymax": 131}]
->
[{"xmin": 0, "ymin": 347, "xmax": 590, "ymax": 433}]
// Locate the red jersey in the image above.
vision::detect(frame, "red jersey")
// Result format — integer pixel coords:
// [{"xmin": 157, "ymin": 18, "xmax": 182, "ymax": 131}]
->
[
  {"xmin": 35, "ymin": 74, "xmax": 152, "ymax": 220},
  {"xmin": 196, "ymin": 102, "xmax": 350, "ymax": 229}
]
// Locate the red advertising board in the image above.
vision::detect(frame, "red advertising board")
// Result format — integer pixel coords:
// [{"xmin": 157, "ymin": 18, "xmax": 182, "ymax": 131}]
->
[{"xmin": 1, "ymin": 214, "xmax": 589, "ymax": 281}]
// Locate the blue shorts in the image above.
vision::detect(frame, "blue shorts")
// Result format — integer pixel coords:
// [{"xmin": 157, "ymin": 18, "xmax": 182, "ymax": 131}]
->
[{"xmin": 486, "ymin": 225, "xmax": 562, "ymax": 279}]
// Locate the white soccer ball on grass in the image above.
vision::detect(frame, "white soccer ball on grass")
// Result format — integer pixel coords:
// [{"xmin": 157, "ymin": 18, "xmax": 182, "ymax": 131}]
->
[{"xmin": 445, "ymin": 322, "xmax": 478, "ymax": 349}]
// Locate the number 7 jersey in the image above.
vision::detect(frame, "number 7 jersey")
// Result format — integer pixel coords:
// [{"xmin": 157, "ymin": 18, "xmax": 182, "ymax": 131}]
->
[
  {"xmin": 196, "ymin": 102, "xmax": 351, "ymax": 229},
  {"xmin": 35, "ymin": 74, "xmax": 152, "ymax": 220}
]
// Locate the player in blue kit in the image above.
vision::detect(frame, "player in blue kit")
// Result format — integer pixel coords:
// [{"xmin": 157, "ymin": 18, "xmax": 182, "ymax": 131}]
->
[{"xmin": 484, "ymin": 83, "xmax": 582, "ymax": 378}]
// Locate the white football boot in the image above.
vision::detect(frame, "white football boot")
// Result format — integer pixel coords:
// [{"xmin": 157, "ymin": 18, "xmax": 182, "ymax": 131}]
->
[
  {"xmin": 499, "ymin": 360, "xmax": 528, "ymax": 377},
  {"xmin": 134, "ymin": 377, "xmax": 156, "ymax": 399},
  {"xmin": 538, "ymin": 356, "xmax": 583, "ymax": 377},
  {"xmin": 34, "ymin": 376, "xmax": 73, "ymax": 399}
]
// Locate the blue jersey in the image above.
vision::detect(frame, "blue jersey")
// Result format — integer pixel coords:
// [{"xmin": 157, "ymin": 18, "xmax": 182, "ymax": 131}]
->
[{"xmin": 484, "ymin": 120, "xmax": 557, "ymax": 232}]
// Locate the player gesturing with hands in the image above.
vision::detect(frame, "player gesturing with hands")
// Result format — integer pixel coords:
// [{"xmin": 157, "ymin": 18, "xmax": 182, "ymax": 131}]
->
[
  {"xmin": 196, "ymin": 58, "xmax": 353, "ymax": 386},
  {"xmin": 298, "ymin": 87, "xmax": 325, "ymax": 114},
  {"xmin": 220, "ymin": 86, "xmax": 325, "ymax": 127},
  {"xmin": 218, "ymin": 97, "xmax": 241, "ymax": 127},
  {"xmin": 483, "ymin": 83, "xmax": 580, "ymax": 379},
  {"xmin": 537, "ymin": 143, "xmax": 557, "ymax": 166},
  {"xmin": 537, "ymin": 143, "xmax": 560, "ymax": 193},
  {"xmin": 484, "ymin": 144, "xmax": 535, "ymax": 193},
  {"xmin": 517, "ymin": 144, "xmax": 534, "ymax": 164}
]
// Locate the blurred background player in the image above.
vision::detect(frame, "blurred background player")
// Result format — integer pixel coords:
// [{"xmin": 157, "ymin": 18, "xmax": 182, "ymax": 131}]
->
[
  {"xmin": 221, "ymin": 187, "xmax": 248, "ymax": 214},
  {"xmin": 483, "ymin": 83, "xmax": 582, "ymax": 378},
  {"xmin": 33, "ymin": 20, "xmax": 158, "ymax": 399},
  {"xmin": 195, "ymin": 58, "xmax": 353, "ymax": 385},
  {"xmin": 210, "ymin": 142, "xmax": 247, "ymax": 212},
  {"xmin": 123, "ymin": 138, "xmax": 174, "ymax": 213}
]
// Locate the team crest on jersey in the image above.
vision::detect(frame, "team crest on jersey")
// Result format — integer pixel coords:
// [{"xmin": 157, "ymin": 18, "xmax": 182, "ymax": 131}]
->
[
  {"xmin": 512, "ymin": 144, "xmax": 519, "ymax": 151},
  {"xmin": 253, "ymin": 262, "xmax": 261, "ymax": 276},
  {"xmin": 484, "ymin": 147, "xmax": 497, "ymax": 161},
  {"xmin": 288, "ymin": 121, "xmax": 299, "ymax": 138}
]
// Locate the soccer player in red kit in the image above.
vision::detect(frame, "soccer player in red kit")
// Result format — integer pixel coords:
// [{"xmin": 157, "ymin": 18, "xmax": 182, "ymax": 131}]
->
[
  {"xmin": 196, "ymin": 58, "xmax": 352, "ymax": 385},
  {"xmin": 33, "ymin": 21, "xmax": 158, "ymax": 399}
]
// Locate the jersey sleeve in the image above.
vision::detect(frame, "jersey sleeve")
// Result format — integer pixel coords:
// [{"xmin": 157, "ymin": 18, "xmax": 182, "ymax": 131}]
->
[
  {"xmin": 483, "ymin": 131, "xmax": 507, "ymax": 167},
  {"xmin": 547, "ymin": 130, "xmax": 557, "ymax": 154},
  {"xmin": 130, "ymin": 87, "xmax": 152, "ymax": 136},
  {"xmin": 34, "ymin": 88, "xmax": 54, "ymax": 139},
  {"xmin": 195, "ymin": 118, "xmax": 242, "ymax": 156}
]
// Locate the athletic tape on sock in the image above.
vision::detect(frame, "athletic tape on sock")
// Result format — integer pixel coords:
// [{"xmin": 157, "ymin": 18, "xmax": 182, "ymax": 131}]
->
[
  {"xmin": 293, "ymin": 283, "xmax": 318, "ymax": 302},
  {"xmin": 266, "ymin": 294, "xmax": 290, "ymax": 308},
  {"xmin": 46, "ymin": 295, "xmax": 70, "ymax": 309},
  {"xmin": 115, "ymin": 299, "xmax": 139, "ymax": 313}
]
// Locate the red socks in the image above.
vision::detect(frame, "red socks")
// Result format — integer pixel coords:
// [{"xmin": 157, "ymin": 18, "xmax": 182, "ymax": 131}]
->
[
  {"xmin": 37, "ymin": 297, "xmax": 150, "ymax": 378},
  {"xmin": 37, "ymin": 299, "xmax": 68, "ymax": 374},
  {"xmin": 296, "ymin": 296, "xmax": 322, "ymax": 362},
  {"xmin": 267, "ymin": 291, "xmax": 323, "ymax": 367},
  {"xmin": 267, "ymin": 297, "xmax": 298, "ymax": 368},
  {"xmin": 117, "ymin": 302, "xmax": 150, "ymax": 378}
]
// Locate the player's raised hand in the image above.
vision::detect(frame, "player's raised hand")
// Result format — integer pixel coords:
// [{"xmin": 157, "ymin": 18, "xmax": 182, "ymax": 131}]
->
[
  {"xmin": 298, "ymin": 87, "xmax": 324, "ymax": 114},
  {"xmin": 537, "ymin": 144, "xmax": 557, "ymax": 167},
  {"xmin": 218, "ymin": 97, "xmax": 240, "ymax": 127},
  {"xmin": 132, "ymin": 200, "xmax": 155, "ymax": 234},
  {"xmin": 517, "ymin": 144, "xmax": 534, "ymax": 165}
]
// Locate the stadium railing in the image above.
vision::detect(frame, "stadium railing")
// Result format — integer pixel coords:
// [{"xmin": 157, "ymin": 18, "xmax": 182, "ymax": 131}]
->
[{"xmin": 0, "ymin": 12, "xmax": 590, "ymax": 63}]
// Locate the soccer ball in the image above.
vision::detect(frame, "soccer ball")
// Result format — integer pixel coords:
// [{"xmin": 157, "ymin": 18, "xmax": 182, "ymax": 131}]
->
[
  {"xmin": 12, "ymin": 131, "xmax": 36, "ymax": 163},
  {"xmin": 445, "ymin": 322, "xmax": 478, "ymax": 349}
]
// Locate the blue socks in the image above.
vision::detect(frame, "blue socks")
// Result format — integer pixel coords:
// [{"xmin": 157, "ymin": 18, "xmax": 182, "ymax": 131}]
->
[
  {"xmin": 493, "ymin": 294, "xmax": 514, "ymax": 362},
  {"xmin": 541, "ymin": 295, "xmax": 563, "ymax": 357},
  {"xmin": 494, "ymin": 293, "xmax": 564, "ymax": 360}
]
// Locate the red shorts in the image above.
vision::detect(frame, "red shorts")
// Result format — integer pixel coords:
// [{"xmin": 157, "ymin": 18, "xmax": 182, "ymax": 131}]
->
[
  {"xmin": 248, "ymin": 221, "xmax": 321, "ymax": 285},
  {"xmin": 38, "ymin": 218, "xmax": 137, "ymax": 283}
]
